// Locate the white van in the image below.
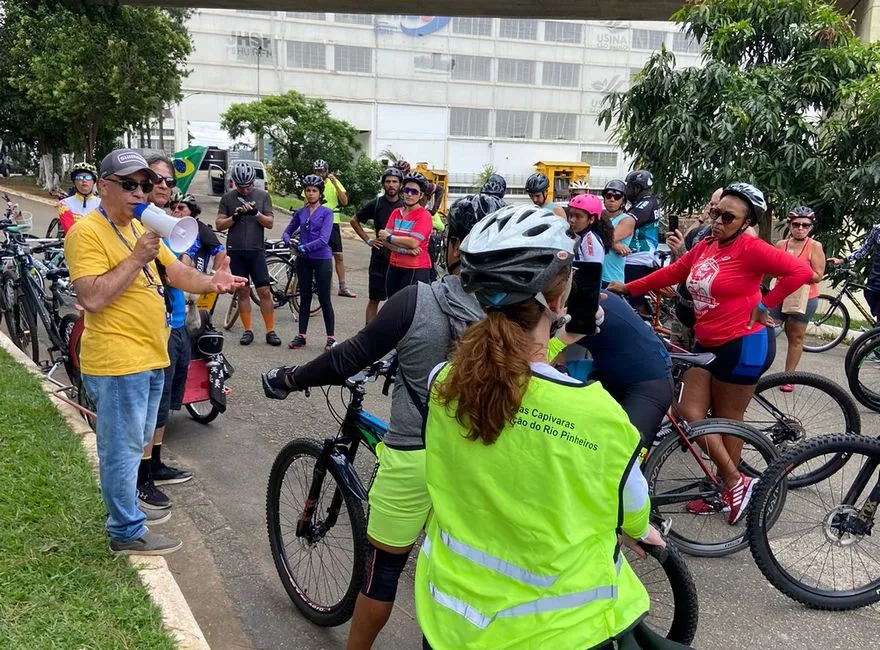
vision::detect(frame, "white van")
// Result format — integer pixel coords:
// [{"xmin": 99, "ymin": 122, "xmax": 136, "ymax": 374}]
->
[{"xmin": 212, "ymin": 160, "xmax": 267, "ymax": 194}]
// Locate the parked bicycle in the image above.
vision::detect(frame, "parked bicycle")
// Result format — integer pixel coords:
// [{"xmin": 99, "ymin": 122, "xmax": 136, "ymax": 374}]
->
[
  {"xmin": 748, "ymin": 433, "xmax": 880, "ymax": 610},
  {"xmin": 845, "ymin": 326, "xmax": 880, "ymax": 413},
  {"xmin": 266, "ymin": 359, "xmax": 699, "ymax": 643},
  {"xmin": 804, "ymin": 266, "xmax": 877, "ymax": 352}
]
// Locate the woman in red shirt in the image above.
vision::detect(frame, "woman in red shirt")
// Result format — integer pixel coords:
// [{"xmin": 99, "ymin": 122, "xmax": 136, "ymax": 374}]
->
[
  {"xmin": 378, "ymin": 173, "xmax": 434, "ymax": 298},
  {"xmin": 608, "ymin": 183, "xmax": 812, "ymax": 525}
]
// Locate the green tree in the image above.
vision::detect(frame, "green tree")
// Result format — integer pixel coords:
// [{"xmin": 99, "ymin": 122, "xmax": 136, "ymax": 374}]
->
[
  {"xmin": 223, "ymin": 91, "xmax": 380, "ymax": 214},
  {"xmin": 473, "ymin": 164, "xmax": 497, "ymax": 192},
  {"xmin": 0, "ymin": 1, "xmax": 191, "ymax": 187},
  {"xmin": 598, "ymin": 0, "xmax": 880, "ymax": 246}
]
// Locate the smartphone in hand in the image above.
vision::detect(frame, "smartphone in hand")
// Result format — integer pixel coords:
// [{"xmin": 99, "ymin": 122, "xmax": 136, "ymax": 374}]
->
[
  {"xmin": 668, "ymin": 214, "xmax": 679, "ymax": 234},
  {"xmin": 566, "ymin": 261, "xmax": 603, "ymax": 336}
]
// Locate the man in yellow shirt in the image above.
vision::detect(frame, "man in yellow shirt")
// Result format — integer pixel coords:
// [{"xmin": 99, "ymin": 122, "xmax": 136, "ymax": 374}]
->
[{"xmin": 65, "ymin": 149, "xmax": 245, "ymax": 556}]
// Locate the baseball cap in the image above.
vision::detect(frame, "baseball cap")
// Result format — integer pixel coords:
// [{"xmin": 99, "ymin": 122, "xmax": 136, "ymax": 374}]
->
[{"xmin": 99, "ymin": 149, "xmax": 159, "ymax": 181}]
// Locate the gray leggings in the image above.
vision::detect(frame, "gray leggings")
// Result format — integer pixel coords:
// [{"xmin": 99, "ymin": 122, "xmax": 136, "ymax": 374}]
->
[{"xmin": 297, "ymin": 257, "xmax": 334, "ymax": 336}]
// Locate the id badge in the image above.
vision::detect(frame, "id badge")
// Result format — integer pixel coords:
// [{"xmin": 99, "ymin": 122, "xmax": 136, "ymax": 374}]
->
[{"xmin": 166, "ymin": 312, "xmax": 172, "ymax": 327}]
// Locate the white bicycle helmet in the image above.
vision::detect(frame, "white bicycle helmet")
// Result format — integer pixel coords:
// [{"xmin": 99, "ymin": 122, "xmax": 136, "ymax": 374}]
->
[
  {"xmin": 230, "ymin": 161, "xmax": 256, "ymax": 186},
  {"xmin": 570, "ymin": 179, "xmax": 590, "ymax": 190},
  {"xmin": 460, "ymin": 204, "xmax": 575, "ymax": 307}
]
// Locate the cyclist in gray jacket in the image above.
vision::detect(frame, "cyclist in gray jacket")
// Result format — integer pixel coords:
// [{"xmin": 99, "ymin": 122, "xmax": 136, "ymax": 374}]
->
[{"xmin": 262, "ymin": 194, "xmax": 503, "ymax": 650}]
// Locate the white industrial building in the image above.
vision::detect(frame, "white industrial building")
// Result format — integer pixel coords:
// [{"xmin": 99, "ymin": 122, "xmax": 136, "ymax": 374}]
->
[{"xmin": 169, "ymin": 10, "xmax": 703, "ymax": 191}]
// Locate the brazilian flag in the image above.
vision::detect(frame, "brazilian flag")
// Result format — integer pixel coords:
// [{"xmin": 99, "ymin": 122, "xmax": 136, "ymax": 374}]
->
[{"xmin": 173, "ymin": 146, "xmax": 207, "ymax": 194}]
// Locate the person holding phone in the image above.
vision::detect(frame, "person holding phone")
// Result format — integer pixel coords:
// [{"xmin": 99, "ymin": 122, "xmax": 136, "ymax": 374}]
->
[
  {"xmin": 413, "ymin": 204, "xmax": 677, "ymax": 650},
  {"xmin": 607, "ymin": 183, "xmax": 813, "ymax": 525}
]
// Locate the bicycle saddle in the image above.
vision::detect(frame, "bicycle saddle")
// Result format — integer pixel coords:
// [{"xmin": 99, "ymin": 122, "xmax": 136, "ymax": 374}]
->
[
  {"xmin": 45, "ymin": 268, "xmax": 69, "ymax": 281},
  {"xmin": 668, "ymin": 352, "xmax": 715, "ymax": 367}
]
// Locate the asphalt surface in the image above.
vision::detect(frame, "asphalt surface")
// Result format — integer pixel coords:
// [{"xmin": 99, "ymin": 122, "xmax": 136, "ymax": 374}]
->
[{"xmin": 7, "ymin": 190, "xmax": 880, "ymax": 650}]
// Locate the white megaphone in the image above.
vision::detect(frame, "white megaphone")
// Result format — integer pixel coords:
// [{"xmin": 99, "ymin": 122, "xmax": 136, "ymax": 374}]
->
[{"xmin": 134, "ymin": 203, "xmax": 198, "ymax": 253}]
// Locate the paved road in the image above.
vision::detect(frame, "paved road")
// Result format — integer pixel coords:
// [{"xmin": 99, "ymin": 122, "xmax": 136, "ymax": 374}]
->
[{"xmin": 9, "ymin": 192, "xmax": 880, "ymax": 650}]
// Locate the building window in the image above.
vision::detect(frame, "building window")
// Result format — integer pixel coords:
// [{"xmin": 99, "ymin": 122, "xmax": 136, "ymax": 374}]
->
[
  {"xmin": 632, "ymin": 29, "xmax": 668, "ymax": 51},
  {"xmin": 673, "ymin": 32, "xmax": 702, "ymax": 54},
  {"xmin": 581, "ymin": 151, "xmax": 619, "ymax": 167},
  {"xmin": 451, "ymin": 55, "xmax": 492, "ymax": 82},
  {"xmin": 235, "ymin": 35, "xmax": 275, "ymax": 64},
  {"xmin": 287, "ymin": 12, "xmax": 325, "ymax": 20},
  {"xmin": 450, "ymin": 108, "xmax": 489, "ymax": 137},
  {"xmin": 540, "ymin": 112, "xmax": 577, "ymax": 140},
  {"xmin": 498, "ymin": 59, "xmax": 536, "ymax": 85},
  {"xmin": 452, "ymin": 17, "xmax": 492, "ymax": 36},
  {"xmin": 334, "ymin": 45, "xmax": 372, "ymax": 73},
  {"xmin": 287, "ymin": 41, "xmax": 326, "ymax": 70},
  {"xmin": 544, "ymin": 21, "xmax": 582, "ymax": 44},
  {"xmin": 413, "ymin": 52, "xmax": 453, "ymax": 73},
  {"xmin": 334, "ymin": 14, "xmax": 373, "ymax": 25},
  {"xmin": 495, "ymin": 110, "xmax": 533, "ymax": 138},
  {"xmin": 499, "ymin": 19, "xmax": 538, "ymax": 40},
  {"xmin": 543, "ymin": 62, "xmax": 580, "ymax": 88}
]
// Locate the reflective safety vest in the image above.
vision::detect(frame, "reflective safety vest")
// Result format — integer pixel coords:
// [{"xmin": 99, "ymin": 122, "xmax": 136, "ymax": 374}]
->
[{"xmin": 415, "ymin": 365, "xmax": 650, "ymax": 649}]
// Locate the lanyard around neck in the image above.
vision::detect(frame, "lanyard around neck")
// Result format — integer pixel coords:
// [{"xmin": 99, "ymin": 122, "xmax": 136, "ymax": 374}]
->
[{"xmin": 99, "ymin": 207, "xmax": 161, "ymax": 288}]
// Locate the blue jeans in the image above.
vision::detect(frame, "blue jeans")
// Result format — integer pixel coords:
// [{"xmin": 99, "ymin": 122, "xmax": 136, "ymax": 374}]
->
[{"xmin": 82, "ymin": 370, "xmax": 165, "ymax": 542}]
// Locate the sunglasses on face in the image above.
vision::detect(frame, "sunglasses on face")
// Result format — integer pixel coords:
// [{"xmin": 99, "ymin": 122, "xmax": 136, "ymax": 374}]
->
[
  {"xmin": 155, "ymin": 175, "xmax": 177, "ymax": 188},
  {"xmin": 171, "ymin": 203, "xmax": 188, "ymax": 212},
  {"xmin": 73, "ymin": 173, "xmax": 94, "ymax": 182},
  {"xmin": 708, "ymin": 207, "xmax": 742, "ymax": 225},
  {"xmin": 107, "ymin": 177, "xmax": 153, "ymax": 194},
  {"xmin": 603, "ymin": 192, "xmax": 624, "ymax": 200},
  {"xmin": 790, "ymin": 221, "xmax": 812, "ymax": 230},
  {"xmin": 402, "ymin": 187, "xmax": 421, "ymax": 196}
]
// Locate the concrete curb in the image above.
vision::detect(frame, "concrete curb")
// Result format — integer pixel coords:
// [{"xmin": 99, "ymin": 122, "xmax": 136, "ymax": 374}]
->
[
  {"xmin": 0, "ymin": 332, "xmax": 210, "ymax": 650},
  {"xmin": 0, "ymin": 184, "xmax": 58, "ymax": 207}
]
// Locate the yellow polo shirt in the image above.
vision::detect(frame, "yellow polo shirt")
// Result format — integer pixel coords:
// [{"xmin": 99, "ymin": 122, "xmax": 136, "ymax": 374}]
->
[{"xmin": 65, "ymin": 210, "xmax": 178, "ymax": 376}]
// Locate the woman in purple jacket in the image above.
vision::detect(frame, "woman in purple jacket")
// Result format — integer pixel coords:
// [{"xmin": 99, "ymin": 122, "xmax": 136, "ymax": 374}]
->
[{"xmin": 282, "ymin": 174, "xmax": 337, "ymax": 351}]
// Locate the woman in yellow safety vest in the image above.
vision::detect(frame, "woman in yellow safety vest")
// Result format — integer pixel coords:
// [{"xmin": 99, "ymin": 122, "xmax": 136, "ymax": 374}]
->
[{"xmin": 414, "ymin": 204, "xmax": 685, "ymax": 650}]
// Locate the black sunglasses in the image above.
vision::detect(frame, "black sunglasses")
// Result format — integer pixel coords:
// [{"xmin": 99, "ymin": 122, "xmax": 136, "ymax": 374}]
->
[
  {"xmin": 106, "ymin": 177, "xmax": 154, "ymax": 194},
  {"xmin": 708, "ymin": 207, "xmax": 742, "ymax": 225},
  {"xmin": 789, "ymin": 221, "xmax": 813, "ymax": 230},
  {"xmin": 155, "ymin": 175, "xmax": 177, "ymax": 188},
  {"xmin": 402, "ymin": 187, "xmax": 421, "ymax": 195},
  {"xmin": 603, "ymin": 191, "xmax": 624, "ymax": 200}
]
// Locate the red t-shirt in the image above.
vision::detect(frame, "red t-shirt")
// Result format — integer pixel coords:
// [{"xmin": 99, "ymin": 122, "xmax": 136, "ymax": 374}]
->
[
  {"xmin": 388, "ymin": 206, "xmax": 433, "ymax": 269},
  {"xmin": 627, "ymin": 235, "xmax": 813, "ymax": 347}
]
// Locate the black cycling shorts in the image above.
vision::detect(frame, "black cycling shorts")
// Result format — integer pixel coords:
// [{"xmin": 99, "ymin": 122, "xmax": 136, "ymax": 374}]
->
[
  {"xmin": 229, "ymin": 250, "xmax": 270, "ymax": 288},
  {"xmin": 368, "ymin": 249, "xmax": 390, "ymax": 302},
  {"xmin": 693, "ymin": 326, "xmax": 775, "ymax": 386},
  {"xmin": 329, "ymin": 223, "xmax": 343, "ymax": 254},
  {"xmin": 606, "ymin": 375, "xmax": 674, "ymax": 447}
]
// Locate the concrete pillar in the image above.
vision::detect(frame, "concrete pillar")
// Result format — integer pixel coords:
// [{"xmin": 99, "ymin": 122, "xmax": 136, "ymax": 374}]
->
[{"xmin": 853, "ymin": 0, "xmax": 880, "ymax": 42}]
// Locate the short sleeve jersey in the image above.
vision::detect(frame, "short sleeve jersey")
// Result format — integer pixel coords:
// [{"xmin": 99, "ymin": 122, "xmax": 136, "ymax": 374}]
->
[
  {"xmin": 626, "ymin": 195, "xmax": 661, "ymax": 267},
  {"xmin": 218, "ymin": 188, "xmax": 274, "ymax": 251}
]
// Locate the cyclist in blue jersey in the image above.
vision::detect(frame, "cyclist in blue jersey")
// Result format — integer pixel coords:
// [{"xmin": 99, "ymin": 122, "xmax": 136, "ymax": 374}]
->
[
  {"xmin": 525, "ymin": 172, "xmax": 567, "ymax": 218},
  {"xmin": 623, "ymin": 170, "xmax": 661, "ymax": 314}
]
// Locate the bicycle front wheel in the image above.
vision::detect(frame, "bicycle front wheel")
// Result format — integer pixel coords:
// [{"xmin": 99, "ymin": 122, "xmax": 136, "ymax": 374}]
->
[
  {"xmin": 267, "ymin": 438, "xmax": 368, "ymax": 627},
  {"xmin": 844, "ymin": 326, "xmax": 880, "ymax": 377},
  {"xmin": 222, "ymin": 293, "xmax": 239, "ymax": 330},
  {"xmin": 748, "ymin": 434, "xmax": 880, "ymax": 610},
  {"xmin": 644, "ymin": 418, "xmax": 779, "ymax": 557},
  {"xmin": 623, "ymin": 542, "xmax": 698, "ymax": 644},
  {"xmin": 804, "ymin": 294, "xmax": 848, "ymax": 353},
  {"xmin": 745, "ymin": 372, "xmax": 861, "ymax": 487},
  {"xmin": 847, "ymin": 337, "xmax": 880, "ymax": 413}
]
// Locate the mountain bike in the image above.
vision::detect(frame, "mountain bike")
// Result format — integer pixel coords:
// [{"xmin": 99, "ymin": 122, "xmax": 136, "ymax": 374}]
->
[
  {"xmin": 748, "ymin": 434, "xmax": 880, "ymax": 610},
  {"xmin": 222, "ymin": 238, "xmax": 320, "ymax": 329},
  {"xmin": 265, "ymin": 360, "xmax": 699, "ymax": 643},
  {"xmin": 804, "ymin": 266, "xmax": 877, "ymax": 352},
  {"xmin": 845, "ymin": 331, "xmax": 880, "ymax": 413}
]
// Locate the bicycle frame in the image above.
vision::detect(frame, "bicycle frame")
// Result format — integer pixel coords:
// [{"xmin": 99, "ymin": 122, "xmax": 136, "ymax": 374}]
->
[
  {"xmin": 840, "ymin": 459, "xmax": 880, "ymax": 537},
  {"xmin": 828, "ymin": 276, "xmax": 876, "ymax": 324}
]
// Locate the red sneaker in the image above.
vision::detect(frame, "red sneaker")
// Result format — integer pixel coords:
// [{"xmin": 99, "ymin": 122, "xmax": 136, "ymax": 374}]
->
[{"xmin": 722, "ymin": 475, "xmax": 757, "ymax": 525}]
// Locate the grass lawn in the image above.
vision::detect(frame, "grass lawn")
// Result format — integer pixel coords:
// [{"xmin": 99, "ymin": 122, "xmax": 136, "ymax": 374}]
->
[
  {"xmin": 270, "ymin": 192, "xmax": 303, "ymax": 212},
  {"xmin": 0, "ymin": 349, "xmax": 176, "ymax": 650}
]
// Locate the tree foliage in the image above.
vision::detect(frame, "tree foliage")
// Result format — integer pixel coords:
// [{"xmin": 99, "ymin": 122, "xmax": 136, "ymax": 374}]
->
[
  {"xmin": 223, "ymin": 91, "xmax": 383, "ymax": 213},
  {"xmin": 0, "ymin": 1, "xmax": 191, "ymax": 163},
  {"xmin": 598, "ymin": 0, "xmax": 880, "ymax": 247}
]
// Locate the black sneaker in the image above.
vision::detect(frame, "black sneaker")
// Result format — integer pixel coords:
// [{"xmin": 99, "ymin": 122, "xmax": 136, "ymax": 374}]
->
[
  {"xmin": 263, "ymin": 366, "xmax": 293, "ymax": 400},
  {"xmin": 153, "ymin": 463, "xmax": 193, "ymax": 486},
  {"xmin": 288, "ymin": 334, "xmax": 306, "ymax": 349},
  {"xmin": 240, "ymin": 330, "xmax": 254, "ymax": 346},
  {"xmin": 266, "ymin": 330, "xmax": 282, "ymax": 346},
  {"xmin": 138, "ymin": 481, "xmax": 172, "ymax": 510},
  {"xmin": 324, "ymin": 337, "xmax": 337, "ymax": 352}
]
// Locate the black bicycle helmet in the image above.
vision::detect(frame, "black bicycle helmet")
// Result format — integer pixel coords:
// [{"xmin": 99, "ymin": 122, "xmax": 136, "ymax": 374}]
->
[
  {"xmin": 403, "ymin": 172, "xmax": 427, "ymax": 193},
  {"xmin": 394, "ymin": 160, "xmax": 412, "ymax": 174},
  {"xmin": 788, "ymin": 206, "xmax": 815, "ymax": 222},
  {"xmin": 382, "ymin": 167, "xmax": 404, "ymax": 182},
  {"xmin": 302, "ymin": 174, "xmax": 325, "ymax": 193},
  {"xmin": 603, "ymin": 179, "xmax": 626, "ymax": 195},
  {"xmin": 481, "ymin": 173, "xmax": 508, "ymax": 199},
  {"xmin": 447, "ymin": 194, "xmax": 505, "ymax": 242},
  {"xmin": 525, "ymin": 173, "xmax": 550, "ymax": 194},
  {"xmin": 624, "ymin": 169, "xmax": 653, "ymax": 201},
  {"xmin": 71, "ymin": 162, "xmax": 97, "ymax": 182},
  {"xmin": 721, "ymin": 182, "xmax": 767, "ymax": 225},
  {"xmin": 460, "ymin": 204, "xmax": 575, "ymax": 307},
  {"xmin": 230, "ymin": 161, "xmax": 256, "ymax": 186}
]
